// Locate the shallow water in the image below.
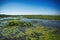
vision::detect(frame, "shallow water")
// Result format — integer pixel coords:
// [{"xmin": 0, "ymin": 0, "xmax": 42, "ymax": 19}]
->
[
  {"xmin": 0, "ymin": 18, "xmax": 60, "ymax": 39},
  {"xmin": 20, "ymin": 18, "xmax": 60, "ymax": 28},
  {"xmin": 0, "ymin": 18, "xmax": 60, "ymax": 28}
]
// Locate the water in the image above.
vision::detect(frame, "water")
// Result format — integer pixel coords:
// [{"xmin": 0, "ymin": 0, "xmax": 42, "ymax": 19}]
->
[
  {"xmin": 38, "ymin": 20, "xmax": 60, "ymax": 28},
  {"xmin": 0, "ymin": 17, "xmax": 60, "ymax": 28},
  {"xmin": 0, "ymin": 17, "xmax": 60, "ymax": 39},
  {"xmin": 20, "ymin": 18, "xmax": 60, "ymax": 28}
]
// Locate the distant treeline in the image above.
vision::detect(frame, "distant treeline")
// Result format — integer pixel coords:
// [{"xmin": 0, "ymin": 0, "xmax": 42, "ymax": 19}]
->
[{"xmin": 0, "ymin": 15, "xmax": 20, "ymax": 18}]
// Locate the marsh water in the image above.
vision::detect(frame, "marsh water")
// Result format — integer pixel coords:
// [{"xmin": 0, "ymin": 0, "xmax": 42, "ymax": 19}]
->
[
  {"xmin": 0, "ymin": 17, "xmax": 60, "ymax": 39},
  {"xmin": 0, "ymin": 17, "xmax": 60, "ymax": 28},
  {"xmin": 20, "ymin": 18, "xmax": 60, "ymax": 28}
]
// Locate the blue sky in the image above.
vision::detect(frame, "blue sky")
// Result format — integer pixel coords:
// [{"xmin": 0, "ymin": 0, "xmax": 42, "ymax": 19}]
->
[{"xmin": 0, "ymin": 0, "xmax": 60, "ymax": 15}]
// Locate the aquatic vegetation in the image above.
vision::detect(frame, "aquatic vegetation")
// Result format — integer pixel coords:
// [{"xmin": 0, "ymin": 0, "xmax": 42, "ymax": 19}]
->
[
  {"xmin": 0, "ymin": 25, "xmax": 60, "ymax": 40},
  {"xmin": 1, "ymin": 26, "xmax": 19, "ymax": 38},
  {"xmin": 0, "ymin": 19, "xmax": 60, "ymax": 40},
  {"xmin": 19, "ymin": 22, "xmax": 32, "ymax": 27},
  {"xmin": 25, "ymin": 26, "xmax": 60, "ymax": 40},
  {"xmin": 22, "ymin": 15, "xmax": 60, "ymax": 20},
  {"xmin": 0, "ymin": 15, "xmax": 60, "ymax": 20},
  {"xmin": 7, "ymin": 20, "xmax": 20, "ymax": 26}
]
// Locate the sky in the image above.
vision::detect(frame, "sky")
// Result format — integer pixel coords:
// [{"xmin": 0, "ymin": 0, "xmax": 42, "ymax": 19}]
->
[{"xmin": 0, "ymin": 0, "xmax": 60, "ymax": 15}]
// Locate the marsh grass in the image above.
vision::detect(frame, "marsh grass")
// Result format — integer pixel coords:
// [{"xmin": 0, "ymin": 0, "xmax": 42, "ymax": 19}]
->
[{"xmin": 0, "ymin": 19, "xmax": 60, "ymax": 40}]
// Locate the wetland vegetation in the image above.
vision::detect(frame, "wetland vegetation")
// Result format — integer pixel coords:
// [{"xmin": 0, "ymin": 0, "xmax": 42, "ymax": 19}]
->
[
  {"xmin": 0, "ymin": 15, "xmax": 60, "ymax": 40},
  {"xmin": 0, "ymin": 15, "xmax": 60, "ymax": 20}
]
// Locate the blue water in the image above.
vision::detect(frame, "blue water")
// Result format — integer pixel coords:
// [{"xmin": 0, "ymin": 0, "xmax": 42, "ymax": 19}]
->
[
  {"xmin": 20, "ymin": 18, "xmax": 60, "ymax": 28},
  {"xmin": 0, "ymin": 18, "xmax": 60, "ymax": 38},
  {"xmin": 0, "ymin": 18, "xmax": 60, "ymax": 28}
]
